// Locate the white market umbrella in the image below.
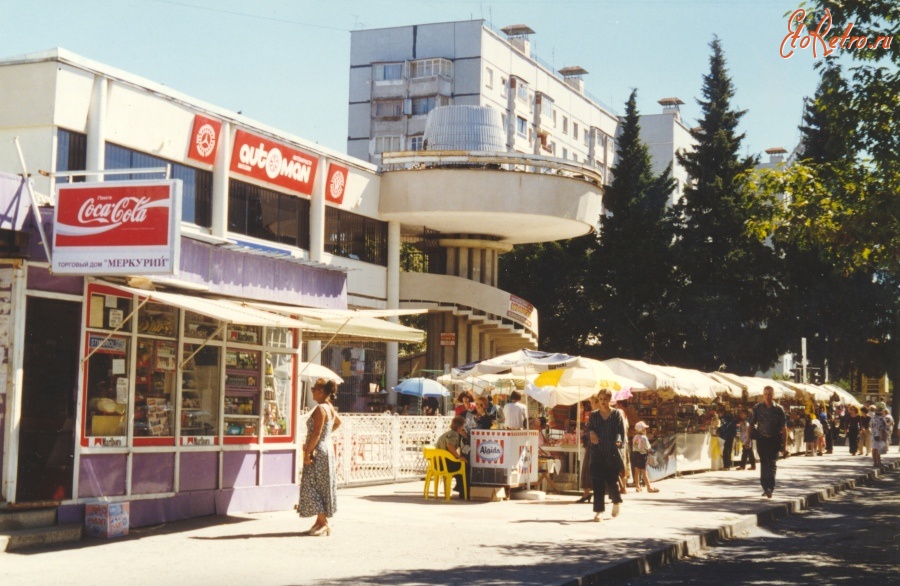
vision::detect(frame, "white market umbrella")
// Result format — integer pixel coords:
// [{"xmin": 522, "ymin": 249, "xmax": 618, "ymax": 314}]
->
[
  {"xmin": 395, "ymin": 377, "xmax": 452, "ymax": 398},
  {"xmin": 296, "ymin": 362, "xmax": 344, "ymax": 384}
]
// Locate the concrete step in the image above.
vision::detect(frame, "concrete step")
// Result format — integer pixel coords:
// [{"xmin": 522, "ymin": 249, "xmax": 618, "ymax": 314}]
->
[
  {"xmin": 0, "ymin": 508, "xmax": 57, "ymax": 532},
  {"xmin": 1, "ymin": 523, "xmax": 83, "ymax": 552}
]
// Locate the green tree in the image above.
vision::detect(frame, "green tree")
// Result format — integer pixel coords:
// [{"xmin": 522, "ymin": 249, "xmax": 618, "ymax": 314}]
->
[
  {"xmin": 669, "ymin": 37, "xmax": 783, "ymax": 374},
  {"xmin": 590, "ymin": 90, "xmax": 676, "ymax": 361}
]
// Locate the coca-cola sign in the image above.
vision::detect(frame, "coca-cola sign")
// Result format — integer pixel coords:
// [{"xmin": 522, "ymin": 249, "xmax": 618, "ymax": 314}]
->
[
  {"xmin": 52, "ymin": 180, "xmax": 181, "ymax": 276},
  {"xmin": 230, "ymin": 130, "xmax": 319, "ymax": 195}
]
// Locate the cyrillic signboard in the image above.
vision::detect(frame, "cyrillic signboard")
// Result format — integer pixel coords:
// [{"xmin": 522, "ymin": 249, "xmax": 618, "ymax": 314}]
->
[
  {"xmin": 230, "ymin": 130, "xmax": 319, "ymax": 195},
  {"xmin": 52, "ymin": 180, "xmax": 182, "ymax": 276}
]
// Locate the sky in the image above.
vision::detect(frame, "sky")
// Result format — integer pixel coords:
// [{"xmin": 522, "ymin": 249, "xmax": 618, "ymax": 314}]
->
[{"xmin": 0, "ymin": 0, "xmax": 836, "ymax": 159}]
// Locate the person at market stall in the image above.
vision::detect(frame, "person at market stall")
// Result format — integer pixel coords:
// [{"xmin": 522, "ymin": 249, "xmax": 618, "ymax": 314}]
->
[
  {"xmin": 841, "ymin": 405, "xmax": 862, "ymax": 455},
  {"xmin": 858, "ymin": 406, "xmax": 871, "ymax": 456},
  {"xmin": 576, "ymin": 395, "xmax": 601, "ymax": 503},
  {"xmin": 298, "ymin": 378, "xmax": 342, "ymax": 536},
  {"xmin": 818, "ymin": 407, "xmax": 833, "ymax": 454},
  {"xmin": 882, "ymin": 406, "xmax": 894, "ymax": 453},
  {"xmin": 631, "ymin": 421, "xmax": 659, "ymax": 492},
  {"xmin": 870, "ymin": 402, "xmax": 889, "ymax": 467},
  {"xmin": 586, "ymin": 388, "xmax": 626, "ymax": 522},
  {"xmin": 502, "ymin": 390, "xmax": 528, "ymax": 429},
  {"xmin": 718, "ymin": 407, "xmax": 737, "ymax": 470},
  {"xmin": 618, "ymin": 399, "xmax": 640, "ymax": 488},
  {"xmin": 454, "ymin": 391, "xmax": 476, "ymax": 417},
  {"xmin": 708, "ymin": 409, "xmax": 723, "ymax": 471},
  {"xmin": 435, "ymin": 415, "xmax": 470, "ymax": 497},
  {"xmin": 474, "ymin": 396, "xmax": 495, "ymax": 430},
  {"xmin": 736, "ymin": 410, "xmax": 756, "ymax": 470},
  {"xmin": 749, "ymin": 385, "xmax": 787, "ymax": 499},
  {"xmin": 803, "ymin": 415, "xmax": 817, "ymax": 456}
]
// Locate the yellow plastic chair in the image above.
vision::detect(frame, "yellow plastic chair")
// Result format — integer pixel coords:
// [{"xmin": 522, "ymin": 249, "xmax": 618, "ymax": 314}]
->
[{"xmin": 423, "ymin": 446, "xmax": 467, "ymax": 501}]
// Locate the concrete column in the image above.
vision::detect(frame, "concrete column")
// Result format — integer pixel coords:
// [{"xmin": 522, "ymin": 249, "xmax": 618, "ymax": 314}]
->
[
  {"xmin": 85, "ymin": 76, "xmax": 108, "ymax": 182},
  {"xmin": 483, "ymin": 249, "xmax": 495, "ymax": 286},
  {"xmin": 457, "ymin": 247, "xmax": 469, "ymax": 279},
  {"xmin": 210, "ymin": 121, "xmax": 231, "ymax": 238},
  {"xmin": 469, "ymin": 323, "xmax": 481, "ymax": 362},
  {"xmin": 456, "ymin": 314, "xmax": 468, "ymax": 365},
  {"xmin": 1, "ymin": 261, "xmax": 26, "ymax": 502},
  {"xmin": 309, "ymin": 157, "xmax": 327, "ymax": 262},
  {"xmin": 385, "ymin": 221, "xmax": 401, "ymax": 403},
  {"xmin": 470, "ymin": 248, "xmax": 482, "ymax": 283},
  {"xmin": 445, "ymin": 248, "xmax": 457, "ymax": 276}
]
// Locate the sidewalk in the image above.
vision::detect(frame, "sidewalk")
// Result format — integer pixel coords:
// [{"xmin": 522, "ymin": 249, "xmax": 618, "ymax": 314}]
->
[{"xmin": 2, "ymin": 453, "xmax": 897, "ymax": 586}]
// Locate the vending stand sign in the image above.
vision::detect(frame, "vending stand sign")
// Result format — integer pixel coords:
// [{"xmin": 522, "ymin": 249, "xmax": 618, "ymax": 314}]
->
[{"xmin": 52, "ymin": 180, "xmax": 181, "ymax": 276}]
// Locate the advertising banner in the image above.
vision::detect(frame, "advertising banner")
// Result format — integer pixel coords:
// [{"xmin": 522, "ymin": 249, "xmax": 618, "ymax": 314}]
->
[
  {"xmin": 230, "ymin": 130, "xmax": 319, "ymax": 195},
  {"xmin": 52, "ymin": 180, "xmax": 181, "ymax": 276},
  {"xmin": 187, "ymin": 114, "xmax": 222, "ymax": 164},
  {"xmin": 325, "ymin": 163, "xmax": 348, "ymax": 205},
  {"xmin": 506, "ymin": 294, "xmax": 535, "ymax": 328}
]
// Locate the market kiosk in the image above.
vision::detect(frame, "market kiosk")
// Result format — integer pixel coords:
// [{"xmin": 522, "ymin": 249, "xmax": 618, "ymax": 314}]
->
[{"xmin": 469, "ymin": 429, "xmax": 539, "ymax": 493}]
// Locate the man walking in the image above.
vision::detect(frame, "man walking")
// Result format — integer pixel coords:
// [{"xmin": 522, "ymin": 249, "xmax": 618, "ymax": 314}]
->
[
  {"xmin": 502, "ymin": 391, "xmax": 528, "ymax": 429},
  {"xmin": 750, "ymin": 386, "xmax": 787, "ymax": 498}
]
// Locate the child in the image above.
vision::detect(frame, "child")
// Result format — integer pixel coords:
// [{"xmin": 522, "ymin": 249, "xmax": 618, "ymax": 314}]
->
[
  {"xmin": 803, "ymin": 416, "xmax": 816, "ymax": 456},
  {"xmin": 631, "ymin": 421, "xmax": 659, "ymax": 493},
  {"xmin": 737, "ymin": 410, "xmax": 756, "ymax": 470}
]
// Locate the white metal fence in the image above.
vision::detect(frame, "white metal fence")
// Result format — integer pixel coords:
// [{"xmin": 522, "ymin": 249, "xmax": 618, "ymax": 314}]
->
[{"xmin": 300, "ymin": 413, "xmax": 453, "ymax": 486}]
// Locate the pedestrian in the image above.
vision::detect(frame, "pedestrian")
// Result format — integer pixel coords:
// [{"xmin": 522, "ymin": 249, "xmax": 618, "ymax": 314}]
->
[
  {"xmin": 883, "ymin": 407, "xmax": 894, "ymax": 453},
  {"xmin": 870, "ymin": 402, "xmax": 889, "ymax": 467},
  {"xmin": 858, "ymin": 406, "xmax": 870, "ymax": 456},
  {"xmin": 631, "ymin": 421, "xmax": 659, "ymax": 492},
  {"xmin": 718, "ymin": 408, "xmax": 737, "ymax": 470},
  {"xmin": 586, "ymin": 388, "xmax": 626, "ymax": 522},
  {"xmin": 576, "ymin": 396, "xmax": 598, "ymax": 503},
  {"xmin": 749, "ymin": 385, "xmax": 786, "ymax": 499},
  {"xmin": 811, "ymin": 415, "xmax": 825, "ymax": 456},
  {"xmin": 803, "ymin": 416, "xmax": 816, "ymax": 456},
  {"xmin": 298, "ymin": 378, "xmax": 342, "ymax": 536},
  {"xmin": 818, "ymin": 407, "xmax": 832, "ymax": 454},
  {"xmin": 502, "ymin": 390, "xmax": 528, "ymax": 429},
  {"xmin": 736, "ymin": 410, "xmax": 756, "ymax": 471},
  {"xmin": 842, "ymin": 405, "xmax": 862, "ymax": 455},
  {"xmin": 708, "ymin": 410, "xmax": 723, "ymax": 471}
]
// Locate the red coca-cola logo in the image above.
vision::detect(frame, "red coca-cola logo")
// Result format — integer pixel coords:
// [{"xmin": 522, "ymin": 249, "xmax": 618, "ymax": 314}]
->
[{"xmin": 55, "ymin": 183, "xmax": 173, "ymax": 247}]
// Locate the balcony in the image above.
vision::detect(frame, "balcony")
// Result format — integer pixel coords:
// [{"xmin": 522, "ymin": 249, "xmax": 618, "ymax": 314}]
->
[{"xmin": 380, "ymin": 151, "xmax": 603, "ymax": 244}]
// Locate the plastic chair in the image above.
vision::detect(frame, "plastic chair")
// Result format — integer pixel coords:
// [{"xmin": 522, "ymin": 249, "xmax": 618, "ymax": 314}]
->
[{"xmin": 423, "ymin": 446, "xmax": 467, "ymax": 501}]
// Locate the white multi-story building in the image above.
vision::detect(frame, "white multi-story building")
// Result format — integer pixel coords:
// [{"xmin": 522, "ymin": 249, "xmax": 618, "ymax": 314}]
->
[
  {"xmin": 638, "ymin": 97, "xmax": 696, "ymax": 206},
  {"xmin": 348, "ymin": 21, "xmax": 620, "ymax": 182}
]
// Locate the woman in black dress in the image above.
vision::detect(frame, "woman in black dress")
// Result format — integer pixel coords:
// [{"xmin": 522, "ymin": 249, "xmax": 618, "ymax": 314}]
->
[{"xmin": 585, "ymin": 388, "xmax": 626, "ymax": 522}]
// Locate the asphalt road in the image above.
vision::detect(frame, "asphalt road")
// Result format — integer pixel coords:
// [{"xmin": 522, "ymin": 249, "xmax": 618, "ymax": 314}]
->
[{"xmin": 610, "ymin": 469, "xmax": 900, "ymax": 585}]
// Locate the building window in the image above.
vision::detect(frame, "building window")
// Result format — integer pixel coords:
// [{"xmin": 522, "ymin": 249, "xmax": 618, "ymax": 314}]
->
[
  {"xmin": 562, "ymin": 147, "xmax": 568, "ymax": 160},
  {"xmin": 105, "ymin": 142, "xmax": 213, "ymax": 228},
  {"xmin": 373, "ymin": 100, "xmax": 403, "ymax": 117},
  {"xmin": 374, "ymin": 136, "xmax": 402, "ymax": 154},
  {"xmin": 562, "ymin": 116, "xmax": 569, "ymax": 134},
  {"xmin": 409, "ymin": 58, "xmax": 452, "ymax": 79},
  {"xmin": 56, "ymin": 128, "xmax": 87, "ymax": 184},
  {"xmin": 325, "ymin": 206, "xmax": 387, "ymax": 266},
  {"xmin": 228, "ymin": 179, "xmax": 310, "ymax": 249},
  {"xmin": 408, "ymin": 136, "xmax": 425, "ymax": 151},
  {"xmin": 573, "ymin": 123, "xmax": 579, "ymax": 141},
  {"xmin": 373, "ymin": 62, "xmax": 404, "ymax": 81},
  {"xmin": 516, "ymin": 82, "xmax": 528, "ymax": 102},
  {"xmin": 411, "ymin": 95, "xmax": 448, "ymax": 116},
  {"xmin": 584, "ymin": 131, "xmax": 590, "ymax": 146},
  {"xmin": 501, "ymin": 77, "xmax": 508, "ymax": 98},
  {"xmin": 516, "ymin": 116, "xmax": 528, "ymax": 137},
  {"xmin": 485, "ymin": 67, "xmax": 493, "ymax": 89},
  {"xmin": 553, "ymin": 110, "xmax": 557, "ymax": 127}
]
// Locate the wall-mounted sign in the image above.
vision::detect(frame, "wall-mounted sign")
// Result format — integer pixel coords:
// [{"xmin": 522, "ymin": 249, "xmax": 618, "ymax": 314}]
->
[
  {"xmin": 230, "ymin": 130, "xmax": 319, "ymax": 195},
  {"xmin": 187, "ymin": 114, "xmax": 222, "ymax": 165},
  {"xmin": 506, "ymin": 294, "xmax": 535, "ymax": 329},
  {"xmin": 325, "ymin": 163, "xmax": 348, "ymax": 205},
  {"xmin": 52, "ymin": 180, "xmax": 181, "ymax": 276},
  {"xmin": 440, "ymin": 332, "xmax": 456, "ymax": 346}
]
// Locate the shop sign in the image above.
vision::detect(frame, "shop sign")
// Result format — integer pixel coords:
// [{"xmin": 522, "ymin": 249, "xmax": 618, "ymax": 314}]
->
[
  {"xmin": 187, "ymin": 114, "xmax": 222, "ymax": 164},
  {"xmin": 325, "ymin": 163, "xmax": 348, "ymax": 204},
  {"xmin": 506, "ymin": 294, "xmax": 535, "ymax": 328},
  {"xmin": 180, "ymin": 436, "xmax": 217, "ymax": 446},
  {"xmin": 230, "ymin": 130, "xmax": 319, "ymax": 195},
  {"xmin": 88, "ymin": 335, "xmax": 127, "ymax": 353},
  {"xmin": 439, "ymin": 332, "xmax": 456, "ymax": 346},
  {"xmin": 52, "ymin": 180, "xmax": 182, "ymax": 276}
]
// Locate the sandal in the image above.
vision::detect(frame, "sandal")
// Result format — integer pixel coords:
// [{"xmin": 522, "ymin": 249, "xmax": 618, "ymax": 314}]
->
[{"xmin": 647, "ymin": 488, "xmax": 660, "ymax": 493}]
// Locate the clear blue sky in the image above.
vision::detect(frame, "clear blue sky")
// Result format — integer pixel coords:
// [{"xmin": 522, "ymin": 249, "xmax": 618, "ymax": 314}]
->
[{"xmin": 1, "ymin": 0, "xmax": 829, "ymax": 158}]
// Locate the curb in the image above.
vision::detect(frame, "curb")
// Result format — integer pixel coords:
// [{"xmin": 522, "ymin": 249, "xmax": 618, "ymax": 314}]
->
[{"xmin": 562, "ymin": 460, "xmax": 899, "ymax": 586}]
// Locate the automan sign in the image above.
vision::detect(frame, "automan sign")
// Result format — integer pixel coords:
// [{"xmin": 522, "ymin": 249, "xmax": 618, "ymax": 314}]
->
[
  {"xmin": 187, "ymin": 114, "xmax": 222, "ymax": 164},
  {"xmin": 52, "ymin": 180, "xmax": 181, "ymax": 276},
  {"xmin": 230, "ymin": 130, "xmax": 319, "ymax": 195}
]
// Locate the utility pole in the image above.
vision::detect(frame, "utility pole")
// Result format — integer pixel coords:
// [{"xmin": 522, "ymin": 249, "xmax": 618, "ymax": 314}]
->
[{"xmin": 801, "ymin": 337, "xmax": 808, "ymax": 383}]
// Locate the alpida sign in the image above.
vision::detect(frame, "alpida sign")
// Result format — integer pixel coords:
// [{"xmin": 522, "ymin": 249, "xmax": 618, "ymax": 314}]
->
[{"xmin": 52, "ymin": 180, "xmax": 182, "ymax": 276}]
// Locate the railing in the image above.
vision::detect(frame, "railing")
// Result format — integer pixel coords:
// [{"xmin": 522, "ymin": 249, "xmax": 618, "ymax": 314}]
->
[
  {"xmin": 300, "ymin": 412, "xmax": 453, "ymax": 486},
  {"xmin": 381, "ymin": 150, "xmax": 604, "ymax": 188}
]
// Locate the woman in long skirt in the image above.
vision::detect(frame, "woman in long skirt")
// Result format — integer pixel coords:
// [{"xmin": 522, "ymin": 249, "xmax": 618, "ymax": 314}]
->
[
  {"xmin": 585, "ymin": 388, "xmax": 626, "ymax": 522},
  {"xmin": 298, "ymin": 378, "xmax": 342, "ymax": 536}
]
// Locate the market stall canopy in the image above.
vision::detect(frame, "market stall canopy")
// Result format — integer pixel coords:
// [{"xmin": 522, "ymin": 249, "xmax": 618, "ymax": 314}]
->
[
  {"xmin": 532, "ymin": 357, "xmax": 647, "ymax": 392},
  {"xmin": 755, "ymin": 378, "xmax": 795, "ymax": 400},
  {"xmin": 602, "ymin": 358, "xmax": 680, "ymax": 394},
  {"xmin": 781, "ymin": 381, "xmax": 832, "ymax": 403},
  {"xmin": 246, "ymin": 303, "xmax": 425, "ymax": 343},
  {"xmin": 652, "ymin": 365, "xmax": 727, "ymax": 400},
  {"xmin": 452, "ymin": 349, "xmax": 579, "ymax": 377},
  {"xmin": 117, "ymin": 285, "xmax": 314, "ymax": 329},
  {"xmin": 437, "ymin": 372, "xmax": 532, "ymax": 396},
  {"xmin": 819, "ymin": 383, "xmax": 862, "ymax": 407},
  {"xmin": 525, "ymin": 382, "xmax": 597, "ymax": 408},
  {"xmin": 705, "ymin": 372, "xmax": 749, "ymax": 399}
]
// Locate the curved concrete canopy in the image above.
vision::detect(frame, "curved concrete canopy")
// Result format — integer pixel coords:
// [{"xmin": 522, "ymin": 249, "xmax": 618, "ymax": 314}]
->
[{"xmin": 380, "ymin": 168, "xmax": 602, "ymax": 244}]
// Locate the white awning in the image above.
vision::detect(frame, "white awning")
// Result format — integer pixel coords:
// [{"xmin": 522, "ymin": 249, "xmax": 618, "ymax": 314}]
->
[
  {"xmin": 246, "ymin": 302, "xmax": 425, "ymax": 343},
  {"xmin": 116, "ymin": 285, "xmax": 315, "ymax": 330}
]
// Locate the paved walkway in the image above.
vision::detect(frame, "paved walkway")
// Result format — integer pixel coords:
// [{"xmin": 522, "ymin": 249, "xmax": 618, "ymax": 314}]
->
[{"xmin": 2, "ymin": 452, "xmax": 897, "ymax": 586}]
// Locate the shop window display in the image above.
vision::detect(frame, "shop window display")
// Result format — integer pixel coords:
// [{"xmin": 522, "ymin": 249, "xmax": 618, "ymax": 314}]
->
[
  {"xmin": 84, "ymin": 334, "xmax": 130, "ymax": 440},
  {"xmin": 264, "ymin": 352, "xmax": 293, "ymax": 436},
  {"xmin": 180, "ymin": 344, "xmax": 220, "ymax": 441},
  {"xmin": 224, "ymin": 348, "xmax": 261, "ymax": 436}
]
